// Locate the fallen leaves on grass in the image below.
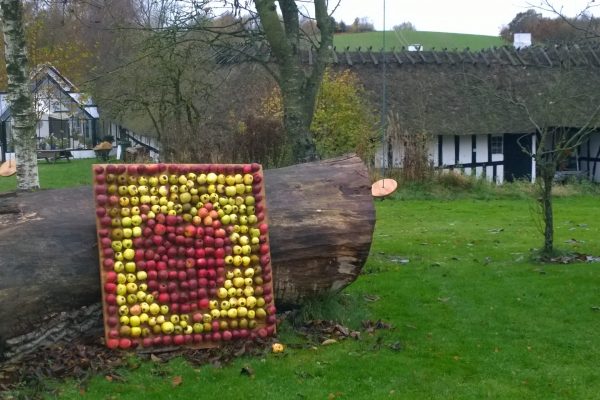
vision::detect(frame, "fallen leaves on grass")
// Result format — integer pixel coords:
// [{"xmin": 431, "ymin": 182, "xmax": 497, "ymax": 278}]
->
[{"xmin": 171, "ymin": 375, "xmax": 183, "ymax": 387}]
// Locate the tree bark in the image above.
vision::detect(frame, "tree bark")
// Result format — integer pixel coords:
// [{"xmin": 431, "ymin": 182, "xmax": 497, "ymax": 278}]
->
[
  {"xmin": 0, "ymin": 0, "xmax": 40, "ymax": 190},
  {"xmin": 0, "ymin": 154, "xmax": 374, "ymax": 355},
  {"xmin": 539, "ymin": 163, "xmax": 555, "ymax": 255}
]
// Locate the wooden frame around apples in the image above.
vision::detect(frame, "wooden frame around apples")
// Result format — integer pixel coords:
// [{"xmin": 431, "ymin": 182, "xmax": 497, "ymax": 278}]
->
[{"xmin": 93, "ymin": 163, "xmax": 276, "ymax": 350}]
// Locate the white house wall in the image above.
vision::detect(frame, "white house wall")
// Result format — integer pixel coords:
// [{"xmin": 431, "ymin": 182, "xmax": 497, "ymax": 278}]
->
[{"xmin": 375, "ymin": 133, "xmax": 518, "ymax": 183}]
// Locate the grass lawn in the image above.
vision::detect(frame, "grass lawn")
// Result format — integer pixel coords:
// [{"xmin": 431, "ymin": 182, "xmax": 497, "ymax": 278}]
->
[
  {"xmin": 0, "ymin": 158, "xmax": 114, "ymax": 193},
  {"xmin": 3, "ymin": 164, "xmax": 600, "ymax": 399},
  {"xmin": 333, "ymin": 30, "xmax": 506, "ymax": 52}
]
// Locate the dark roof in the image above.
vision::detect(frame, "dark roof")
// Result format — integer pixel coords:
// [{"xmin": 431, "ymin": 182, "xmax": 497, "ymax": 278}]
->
[
  {"xmin": 213, "ymin": 43, "xmax": 600, "ymax": 136},
  {"xmin": 326, "ymin": 45, "xmax": 600, "ymax": 136}
]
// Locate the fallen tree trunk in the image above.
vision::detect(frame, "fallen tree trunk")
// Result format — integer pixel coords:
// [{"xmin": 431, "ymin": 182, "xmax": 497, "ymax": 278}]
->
[{"xmin": 0, "ymin": 154, "xmax": 374, "ymax": 356}]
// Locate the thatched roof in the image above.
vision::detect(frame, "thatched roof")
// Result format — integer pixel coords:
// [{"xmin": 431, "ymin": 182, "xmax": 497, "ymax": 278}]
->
[
  {"xmin": 213, "ymin": 42, "xmax": 600, "ymax": 136},
  {"xmin": 321, "ymin": 44, "xmax": 600, "ymax": 136}
]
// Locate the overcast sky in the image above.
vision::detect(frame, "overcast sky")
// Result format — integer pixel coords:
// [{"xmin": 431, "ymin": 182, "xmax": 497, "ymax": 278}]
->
[{"xmin": 325, "ymin": 0, "xmax": 598, "ymax": 36}]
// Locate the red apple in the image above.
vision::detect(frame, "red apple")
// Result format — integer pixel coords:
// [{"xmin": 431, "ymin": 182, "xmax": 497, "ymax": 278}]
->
[
  {"xmin": 198, "ymin": 298, "xmax": 209, "ymax": 309},
  {"xmin": 161, "ymin": 335, "xmax": 172, "ymax": 346},
  {"xmin": 173, "ymin": 335, "xmax": 185, "ymax": 346},
  {"xmin": 158, "ymin": 293, "xmax": 170, "ymax": 303},
  {"xmin": 106, "ymin": 338, "xmax": 120, "ymax": 349},
  {"xmin": 105, "ymin": 294, "xmax": 117, "ymax": 305},
  {"xmin": 119, "ymin": 338, "xmax": 132, "ymax": 349},
  {"xmin": 107, "ymin": 316, "xmax": 119, "ymax": 327},
  {"xmin": 106, "ymin": 271, "xmax": 117, "ymax": 283},
  {"xmin": 259, "ymin": 244, "xmax": 269, "ymax": 255},
  {"xmin": 103, "ymin": 258, "xmax": 114, "ymax": 270},
  {"xmin": 154, "ymin": 224, "xmax": 167, "ymax": 236}
]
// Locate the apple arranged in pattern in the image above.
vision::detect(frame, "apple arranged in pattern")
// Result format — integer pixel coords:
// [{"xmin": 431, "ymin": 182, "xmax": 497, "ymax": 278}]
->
[{"xmin": 94, "ymin": 163, "xmax": 277, "ymax": 350}]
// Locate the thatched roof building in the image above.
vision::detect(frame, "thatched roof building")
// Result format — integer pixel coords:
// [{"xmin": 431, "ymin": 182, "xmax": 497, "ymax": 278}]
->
[{"xmin": 316, "ymin": 44, "xmax": 600, "ymax": 137}]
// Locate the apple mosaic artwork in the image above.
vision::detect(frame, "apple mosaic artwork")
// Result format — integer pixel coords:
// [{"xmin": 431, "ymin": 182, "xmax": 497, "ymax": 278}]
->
[{"xmin": 94, "ymin": 163, "xmax": 277, "ymax": 350}]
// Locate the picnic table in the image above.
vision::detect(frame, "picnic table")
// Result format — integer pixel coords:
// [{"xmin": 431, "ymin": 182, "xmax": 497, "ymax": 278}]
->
[{"xmin": 37, "ymin": 149, "xmax": 73, "ymax": 164}]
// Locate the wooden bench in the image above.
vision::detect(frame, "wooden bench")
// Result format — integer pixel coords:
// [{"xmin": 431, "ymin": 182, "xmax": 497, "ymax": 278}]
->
[
  {"xmin": 94, "ymin": 148, "xmax": 111, "ymax": 161},
  {"xmin": 37, "ymin": 149, "xmax": 73, "ymax": 164}
]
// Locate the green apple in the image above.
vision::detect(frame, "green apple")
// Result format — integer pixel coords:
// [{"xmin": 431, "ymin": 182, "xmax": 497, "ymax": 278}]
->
[
  {"xmin": 132, "ymin": 226, "xmax": 142, "ymax": 237},
  {"xmin": 123, "ymin": 248, "xmax": 135, "ymax": 260},
  {"xmin": 255, "ymin": 308, "xmax": 266, "ymax": 319},
  {"xmin": 111, "ymin": 240, "xmax": 123, "ymax": 252},
  {"xmin": 126, "ymin": 282, "xmax": 138, "ymax": 293},
  {"xmin": 193, "ymin": 323, "xmax": 204, "ymax": 333},
  {"xmin": 246, "ymin": 296, "xmax": 257, "ymax": 308},
  {"xmin": 125, "ymin": 262, "xmax": 136, "ymax": 273},
  {"xmin": 243, "ymin": 286, "xmax": 254, "ymax": 298},
  {"xmin": 114, "ymin": 261, "xmax": 125, "ymax": 273},
  {"xmin": 116, "ymin": 284, "xmax": 127, "ymax": 296},
  {"xmin": 227, "ymin": 308, "xmax": 237, "ymax": 319},
  {"xmin": 149, "ymin": 303, "xmax": 160, "ymax": 315},
  {"xmin": 161, "ymin": 321, "xmax": 175, "ymax": 334},
  {"xmin": 233, "ymin": 277, "xmax": 245, "ymax": 288}
]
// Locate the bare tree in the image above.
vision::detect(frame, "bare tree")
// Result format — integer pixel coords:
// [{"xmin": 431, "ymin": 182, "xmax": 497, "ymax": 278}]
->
[
  {"xmin": 491, "ymin": 67, "xmax": 600, "ymax": 256},
  {"xmin": 0, "ymin": 0, "xmax": 39, "ymax": 190}
]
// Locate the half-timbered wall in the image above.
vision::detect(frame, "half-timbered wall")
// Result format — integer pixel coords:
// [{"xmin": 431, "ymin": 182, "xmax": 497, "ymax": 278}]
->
[
  {"xmin": 580, "ymin": 133, "xmax": 600, "ymax": 182},
  {"xmin": 375, "ymin": 133, "xmax": 539, "ymax": 184}
]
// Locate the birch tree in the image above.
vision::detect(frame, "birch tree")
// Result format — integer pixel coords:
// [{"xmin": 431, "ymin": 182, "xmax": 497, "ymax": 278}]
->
[{"xmin": 0, "ymin": 0, "xmax": 39, "ymax": 190}]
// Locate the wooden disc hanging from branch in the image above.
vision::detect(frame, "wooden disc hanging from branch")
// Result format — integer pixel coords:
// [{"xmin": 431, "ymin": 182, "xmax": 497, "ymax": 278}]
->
[
  {"xmin": 0, "ymin": 159, "xmax": 16, "ymax": 177},
  {"xmin": 371, "ymin": 178, "xmax": 397, "ymax": 198}
]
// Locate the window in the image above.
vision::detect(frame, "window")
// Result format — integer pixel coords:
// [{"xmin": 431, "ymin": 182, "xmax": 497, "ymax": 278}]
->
[{"xmin": 491, "ymin": 135, "xmax": 503, "ymax": 154}]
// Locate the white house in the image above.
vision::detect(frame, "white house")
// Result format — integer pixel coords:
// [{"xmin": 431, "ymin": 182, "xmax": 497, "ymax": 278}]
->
[{"xmin": 0, "ymin": 64, "xmax": 100, "ymax": 160}]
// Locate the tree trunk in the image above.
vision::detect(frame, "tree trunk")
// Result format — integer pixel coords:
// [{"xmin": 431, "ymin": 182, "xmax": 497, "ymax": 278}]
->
[
  {"xmin": 0, "ymin": 155, "xmax": 374, "ymax": 357},
  {"xmin": 540, "ymin": 166, "xmax": 555, "ymax": 255},
  {"xmin": 254, "ymin": 0, "xmax": 334, "ymax": 163},
  {"xmin": 0, "ymin": 0, "xmax": 39, "ymax": 190}
]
